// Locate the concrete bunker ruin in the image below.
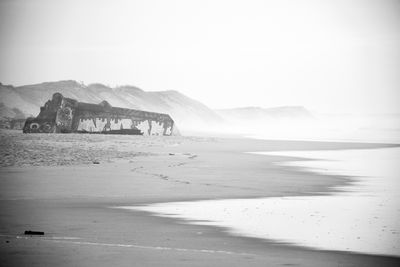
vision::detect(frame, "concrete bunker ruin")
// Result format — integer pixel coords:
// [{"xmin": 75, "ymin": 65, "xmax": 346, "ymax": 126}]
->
[{"xmin": 23, "ymin": 93, "xmax": 178, "ymax": 136}]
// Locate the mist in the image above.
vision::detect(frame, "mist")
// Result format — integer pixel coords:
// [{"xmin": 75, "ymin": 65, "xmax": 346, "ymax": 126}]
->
[
  {"xmin": 185, "ymin": 110, "xmax": 400, "ymax": 144},
  {"xmin": 1, "ymin": 0, "xmax": 400, "ymax": 116}
]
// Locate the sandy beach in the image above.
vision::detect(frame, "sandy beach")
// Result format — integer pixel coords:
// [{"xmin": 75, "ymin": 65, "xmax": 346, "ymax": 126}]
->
[{"xmin": 0, "ymin": 129, "xmax": 399, "ymax": 266}]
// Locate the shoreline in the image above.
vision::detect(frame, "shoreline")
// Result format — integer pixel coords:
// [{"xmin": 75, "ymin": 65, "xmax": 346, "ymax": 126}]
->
[
  {"xmin": 126, "ymin": 147, "xmax": 399, "ymax": 257},
  {"xmin": 1, "ymin": 131, "xmax": 399, "ymax": 266}
]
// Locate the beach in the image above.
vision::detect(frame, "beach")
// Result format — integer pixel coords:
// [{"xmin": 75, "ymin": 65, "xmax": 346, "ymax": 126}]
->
[
  {"xmin": 0, "ymin": 129, "xmax": 399, "ymax": 266},
  {"xmin": 130, "ymin": 148, "xmax": 400, "ymax": 257}
]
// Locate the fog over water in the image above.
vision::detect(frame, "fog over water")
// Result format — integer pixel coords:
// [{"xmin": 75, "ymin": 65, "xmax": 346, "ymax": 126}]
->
[
  {"xmin": 203, "ymin": 112, "xmax": 400, "ymax": 144},
  {"xmin": 246, "ymin": 113, "xmax": 400, "ymax": 144}
]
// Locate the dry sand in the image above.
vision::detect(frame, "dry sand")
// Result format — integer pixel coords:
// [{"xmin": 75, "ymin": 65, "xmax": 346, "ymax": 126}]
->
[{"xmin": 0, "ymin": 129, "xmax": 399, "ymax": 266}]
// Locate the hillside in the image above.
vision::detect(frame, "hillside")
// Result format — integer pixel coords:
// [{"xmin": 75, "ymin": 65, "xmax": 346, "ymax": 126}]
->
[
  {"xmin": 0, "ymin": 81, "xmax": 223, "ymax": 131},
  {"xmin": 0, "ymin": 103, "xmax": 25, "ymax": 119}
]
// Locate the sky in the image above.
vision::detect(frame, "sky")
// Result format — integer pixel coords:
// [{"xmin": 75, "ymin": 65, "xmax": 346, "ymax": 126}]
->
[{"xmin": 0, "ymin": 0, "xmax": 399, "ymax": 114}]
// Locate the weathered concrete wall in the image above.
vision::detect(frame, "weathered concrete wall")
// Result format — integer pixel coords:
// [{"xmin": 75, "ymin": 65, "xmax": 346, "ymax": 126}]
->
[
  {"xmin": 75, "ymin": 117, "xmax": 173, "ymax": 136},
  {"xmin": 23, "ymin": 93, "xmax": 178, "ymax": 136}
]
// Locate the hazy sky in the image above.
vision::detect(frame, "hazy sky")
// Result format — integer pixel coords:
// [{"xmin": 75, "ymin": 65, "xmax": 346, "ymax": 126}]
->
[{"xmin": 0, "ymin": 0, "xmax": 399, "ymax": 113}]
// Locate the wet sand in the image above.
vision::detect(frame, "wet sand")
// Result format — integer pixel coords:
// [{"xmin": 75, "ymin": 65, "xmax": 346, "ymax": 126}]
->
[{"xmin": 0, "ymin": 130, "xmax": 399, "ymax": 266}]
